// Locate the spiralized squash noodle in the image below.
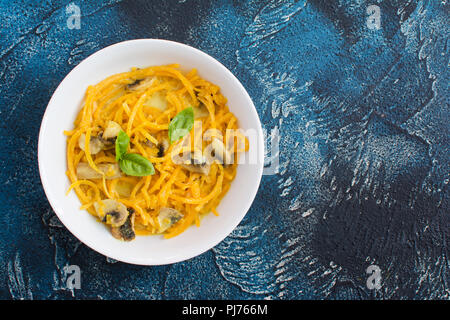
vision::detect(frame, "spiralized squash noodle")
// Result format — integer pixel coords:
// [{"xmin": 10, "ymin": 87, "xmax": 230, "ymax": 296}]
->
[{"xmin": 65, "ymin": 64, "xmax": 248, "ymax": 239}]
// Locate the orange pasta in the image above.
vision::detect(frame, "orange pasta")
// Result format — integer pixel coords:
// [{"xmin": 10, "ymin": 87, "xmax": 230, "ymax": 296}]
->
[{"xmin": 65, "ymin": 64, "xmax": 248, "ymax": 241}]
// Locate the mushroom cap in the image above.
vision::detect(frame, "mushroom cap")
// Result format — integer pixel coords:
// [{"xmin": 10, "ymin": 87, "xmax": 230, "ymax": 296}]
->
[
  {"xmin": 76, "ymin": 163, "xmax": 122, "ymax": 180},
  {"xmin": 127, "ymin": 77, "xmax": 155, "ymax": 91},
  {"xmin": 78, "ymin": 133, "xmax": 104, "ymax": 155},
  {"xmin": 94, "ymin": 199, "xmax": 129, "ymax": 227},
  {"xmin": 180, "ymin": 152, "xmax": 210, "ymax": 175},
  {"xmin": 102, "ymin": 121, "xmax": 122, "ymax": 141},
  {"xmin": 157, "ymin": 207, "xmax": 183, "ymax": 233},
  {"xmin": 111, "ymin": 212, "xmax": 135, "ymax": 241}
]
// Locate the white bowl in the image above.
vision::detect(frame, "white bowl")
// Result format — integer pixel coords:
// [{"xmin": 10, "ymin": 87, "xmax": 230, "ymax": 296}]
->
[{"xmin": 38, "ymin": 39, "xmax": 264, "ymax": 265}]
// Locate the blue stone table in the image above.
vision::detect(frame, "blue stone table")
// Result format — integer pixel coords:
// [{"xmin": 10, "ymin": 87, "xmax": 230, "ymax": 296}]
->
[{"xmin": 0, "ymin": 0, "xmax": 448, "ymax": 299}]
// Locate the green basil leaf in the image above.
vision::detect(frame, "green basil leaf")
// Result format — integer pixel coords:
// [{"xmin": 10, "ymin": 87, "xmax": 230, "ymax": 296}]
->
[
  {"xmin": 119, "ymin": 153, "xmax": 155, "ymax": 176},
  {"xmin": 115, "ymin": 130, "xmax": 130, "ymax": 161},
  {"xmin": 169, "ymin": 107, "xmax": 194, "ymax": 143}
]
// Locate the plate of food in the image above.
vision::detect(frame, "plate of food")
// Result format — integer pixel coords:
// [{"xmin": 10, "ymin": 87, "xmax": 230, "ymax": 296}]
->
[{"xmin": 38, "ymin": 39, "xmax": 264, "ymax": 265}]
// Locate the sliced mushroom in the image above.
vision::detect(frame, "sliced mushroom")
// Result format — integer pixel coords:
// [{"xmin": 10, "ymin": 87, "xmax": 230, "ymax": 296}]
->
[
  {"xmin": 157, "ymin": 139, "xmax": 169, "ymax": 157},
  {"xmin": 94, "ymin": 199, "xmax": 129, "ymax": 227},
  {"xmin": 99, "ymin": 121, "xmax": 122, "ymax": 145},
  {"xmin": 126, "ymin": 77, "xmax": 154, "ymax": 91},
  {"xmin": 157, "ymin": 208, "xmax": 183, "ymax": 233},
  {"xmin": 111, "ymin": 211, "xmax": 135, "ymax": 241},
  {"xmin": 126, "ymin": 79, "xmax": 143, "ymax": 90},
  {"xmin": 78, "ymin": 134, "xmax": 104, "ymax": 154},
  {"xmin": 180, "ymin": 152, "xmax": 210, "ymax": 175},
  {"xmin": 211, "ymin": 138, "xmax": 233, "ymax": 165},
  {"xmin": 76, "ymin": 162, "xmax": 122, "ymax": 180}
]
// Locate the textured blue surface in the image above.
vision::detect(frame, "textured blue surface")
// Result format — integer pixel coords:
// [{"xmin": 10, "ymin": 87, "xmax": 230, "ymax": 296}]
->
[{"xmin": 0, "ymin": 0, "xmax": 448, "ymax": 299}]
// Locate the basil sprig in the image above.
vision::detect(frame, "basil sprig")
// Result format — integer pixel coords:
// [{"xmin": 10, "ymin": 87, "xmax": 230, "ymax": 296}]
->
[
  {"xmin": 169, "ymin": 107, "xmax": 194, "ymax": 143},
  {"xmin": 119, "ymin": 153, "xmax": 155, "ymax": 176},
  {"xmin": 115, "ymin": 130, "xmax": 155, "ymax": 176},
  {"xmin": 115, "ymin": 130, "xmax": 130, "ymax": 161}
]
